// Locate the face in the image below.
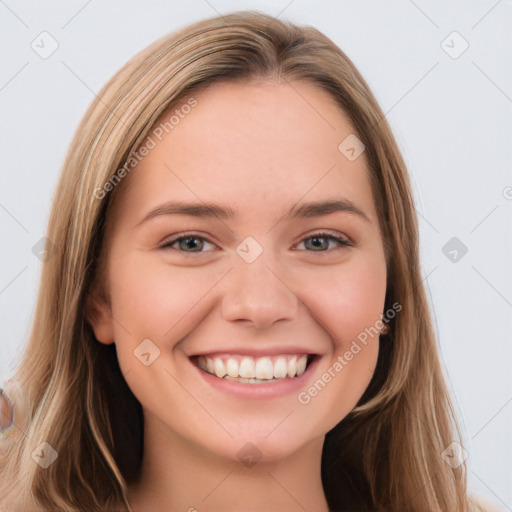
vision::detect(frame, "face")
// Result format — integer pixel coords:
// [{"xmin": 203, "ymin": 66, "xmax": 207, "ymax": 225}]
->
[{"xmin": 88, "ymin": 80, "xmax": 387, "ymax": 463}]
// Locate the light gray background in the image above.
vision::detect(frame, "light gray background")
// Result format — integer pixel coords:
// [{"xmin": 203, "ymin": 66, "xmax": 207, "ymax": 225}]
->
[{"xmin": 1, "ymin": 0, "xmax": 511, "ymax": 509}]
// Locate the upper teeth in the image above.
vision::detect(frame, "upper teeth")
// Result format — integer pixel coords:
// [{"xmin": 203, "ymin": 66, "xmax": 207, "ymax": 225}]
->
[{"xmin": 196, "ymin": 354, "xmax": 308, "ymax": 380}]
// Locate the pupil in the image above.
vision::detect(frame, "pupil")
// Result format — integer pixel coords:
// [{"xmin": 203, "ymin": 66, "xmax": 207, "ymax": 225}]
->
[
  {"xmin": 308, "ymin": 237, "xmax": 327, "ymax": 251},
  {"xmin": 181, "ymin": 237, "xmax": 201, "ymax": 251}
]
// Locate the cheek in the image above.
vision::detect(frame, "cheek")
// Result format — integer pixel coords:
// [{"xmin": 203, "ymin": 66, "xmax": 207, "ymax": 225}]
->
[
  {"xmin": 294, "ymin": 259, "xmax": 386, "ymax": 429},
  {"xmin": 105, "ymin": 257, "xmax": 224, "ymax": 418},
  {"xmin": 300, "ymin": 257, "xmax": 387, "ymax": 352},
  {"xmin": 108, "ymin": 255, "xmax": 225, "ymax": 346}
]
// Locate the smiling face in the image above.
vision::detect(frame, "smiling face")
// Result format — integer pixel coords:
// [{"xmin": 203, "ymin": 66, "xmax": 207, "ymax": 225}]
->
[{"xmin": 88, "ymin": 79, "xmax": 387, "ymax": 464}]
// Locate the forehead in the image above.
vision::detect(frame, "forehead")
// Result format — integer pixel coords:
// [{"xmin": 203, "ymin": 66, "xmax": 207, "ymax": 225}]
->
[{"xmin": 114, "ymin": 79, "xmax": 376, "ymax": 227}]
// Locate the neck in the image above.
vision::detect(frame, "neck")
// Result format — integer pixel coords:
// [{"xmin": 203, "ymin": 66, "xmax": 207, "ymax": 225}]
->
[{"xmin": 128, "ymin": 411, "xmax": 330, "ymax": 512}]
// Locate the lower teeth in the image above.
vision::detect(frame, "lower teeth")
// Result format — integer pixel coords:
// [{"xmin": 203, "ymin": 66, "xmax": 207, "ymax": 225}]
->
[{"xmin": 222, "ymin": 375, "xmax": 283, "ymax": 384}]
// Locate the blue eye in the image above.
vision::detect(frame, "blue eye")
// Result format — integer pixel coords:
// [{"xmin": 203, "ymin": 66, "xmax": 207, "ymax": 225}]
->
[
  {"xmin": 159, "ymin": 231, "xmax": 351, "ymax": 253},
  {"xmin": 295, "ymin": 232, "xmax": 352, "ymax": 252},
  {"xmin": 159, "ymin": 235, "xmax": 217, "ymax": 253}
]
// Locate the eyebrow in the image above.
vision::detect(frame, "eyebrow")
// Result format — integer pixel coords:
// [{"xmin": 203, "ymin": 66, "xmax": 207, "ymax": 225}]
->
[{"xmin": 136, "ymin": 198, "xmax": 370, "ymax": 226}]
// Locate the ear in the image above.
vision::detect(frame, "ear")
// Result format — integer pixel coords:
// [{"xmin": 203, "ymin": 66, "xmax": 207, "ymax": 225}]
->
[{"xmin": 85, "ymin": 283, "xmax": 115, "ymax": 345}]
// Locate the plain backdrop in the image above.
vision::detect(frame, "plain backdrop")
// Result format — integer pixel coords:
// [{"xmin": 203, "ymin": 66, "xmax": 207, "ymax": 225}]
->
[{"xmin": 1, "ymin": 0, "xmax": 511, "ymax": 509}]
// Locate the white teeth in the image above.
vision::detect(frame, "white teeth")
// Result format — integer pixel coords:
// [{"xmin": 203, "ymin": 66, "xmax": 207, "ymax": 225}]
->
[
  {"xmin": 287, "ymin": 356, "xmax": 297, "ymax": 378},
  {"xmin": 255, "ymin": 357, "xmax": 274, "ymax": 380},
  {"xmin": 273, "ymin": 357, "xmax": 288, "ymax": 379},
  {"xmin": 239, "ymin": 357, "xmax": 255, "ymax": 378},
  {"xmin": 196, "ymin": 354, "xmax": 311, "ymax": 382},
  {"xmin": 226, "ymin": 358, "xmax": 239, "ymax": 378},
  {"xmin": 296, "ymin": 355, "xmax": 307, "ymax": 376},
  {"xmin": 213, "ymin": 358, "xmax": 227, "ymax": 378}
]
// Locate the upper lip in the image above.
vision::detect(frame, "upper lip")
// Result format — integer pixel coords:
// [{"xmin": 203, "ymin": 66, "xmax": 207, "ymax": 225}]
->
[{"xmin": 188, "ymin": 346, "xmax": 319, "ymax": 358}]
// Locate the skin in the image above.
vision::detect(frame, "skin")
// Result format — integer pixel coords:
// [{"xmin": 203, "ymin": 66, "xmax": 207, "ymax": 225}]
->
[{"xmin": 88, "ymin": 80, "xmax": 387, "ymax": 512}]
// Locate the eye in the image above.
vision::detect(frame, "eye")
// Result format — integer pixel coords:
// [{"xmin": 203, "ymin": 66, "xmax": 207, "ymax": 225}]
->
[
  {"xmin": 295, "ymin": 232, "xmax": 352, "ymax": 252},
  {"xmin": 159, "ymin": 233, "xmax": 218, "ymax": 253},
  {"xmin": 159, "ymin": 231, "xmax": 352, "ymax": 254}
]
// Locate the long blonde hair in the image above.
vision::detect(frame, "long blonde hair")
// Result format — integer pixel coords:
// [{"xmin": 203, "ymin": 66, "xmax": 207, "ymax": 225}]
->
[{"xmin": 0, "ymin": 10, "xmax": 488, "ymax": 512}]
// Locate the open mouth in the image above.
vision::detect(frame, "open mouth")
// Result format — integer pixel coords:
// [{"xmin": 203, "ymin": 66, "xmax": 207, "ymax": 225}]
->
[{"xmin": 191, "ymin": 354, "xmax": 317, "ymax": 384}]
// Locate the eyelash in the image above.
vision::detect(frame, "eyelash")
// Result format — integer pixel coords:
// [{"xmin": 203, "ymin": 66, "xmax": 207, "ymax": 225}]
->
[{"xmin": 158, "ymin": 231, "xmax": 352, "ymax": 254}]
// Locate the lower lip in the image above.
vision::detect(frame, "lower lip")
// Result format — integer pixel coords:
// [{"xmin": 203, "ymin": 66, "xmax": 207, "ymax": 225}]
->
[{"xmin": 191, "ymin": 356, "xmax": 321, "ymax": 400}]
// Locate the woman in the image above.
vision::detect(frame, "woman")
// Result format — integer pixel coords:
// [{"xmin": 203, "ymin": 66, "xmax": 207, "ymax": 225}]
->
[{"xmin": 0, "ymin": 10, "xmax": 497, "ymax": 512}]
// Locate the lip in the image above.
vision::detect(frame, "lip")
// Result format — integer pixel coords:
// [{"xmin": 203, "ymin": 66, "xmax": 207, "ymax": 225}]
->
[
  {"xmin": 188, "ymin": 346, "xmax": 315, "ymax": 358},
  {"xmin": 190, "ymin": 354, "xmax": 321, "ymax": 400}
]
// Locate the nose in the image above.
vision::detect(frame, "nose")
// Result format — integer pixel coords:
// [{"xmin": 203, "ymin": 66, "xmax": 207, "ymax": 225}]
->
[{"xmin": 220, "ymin": 251, "xmax": 299, "ymax": 329}]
